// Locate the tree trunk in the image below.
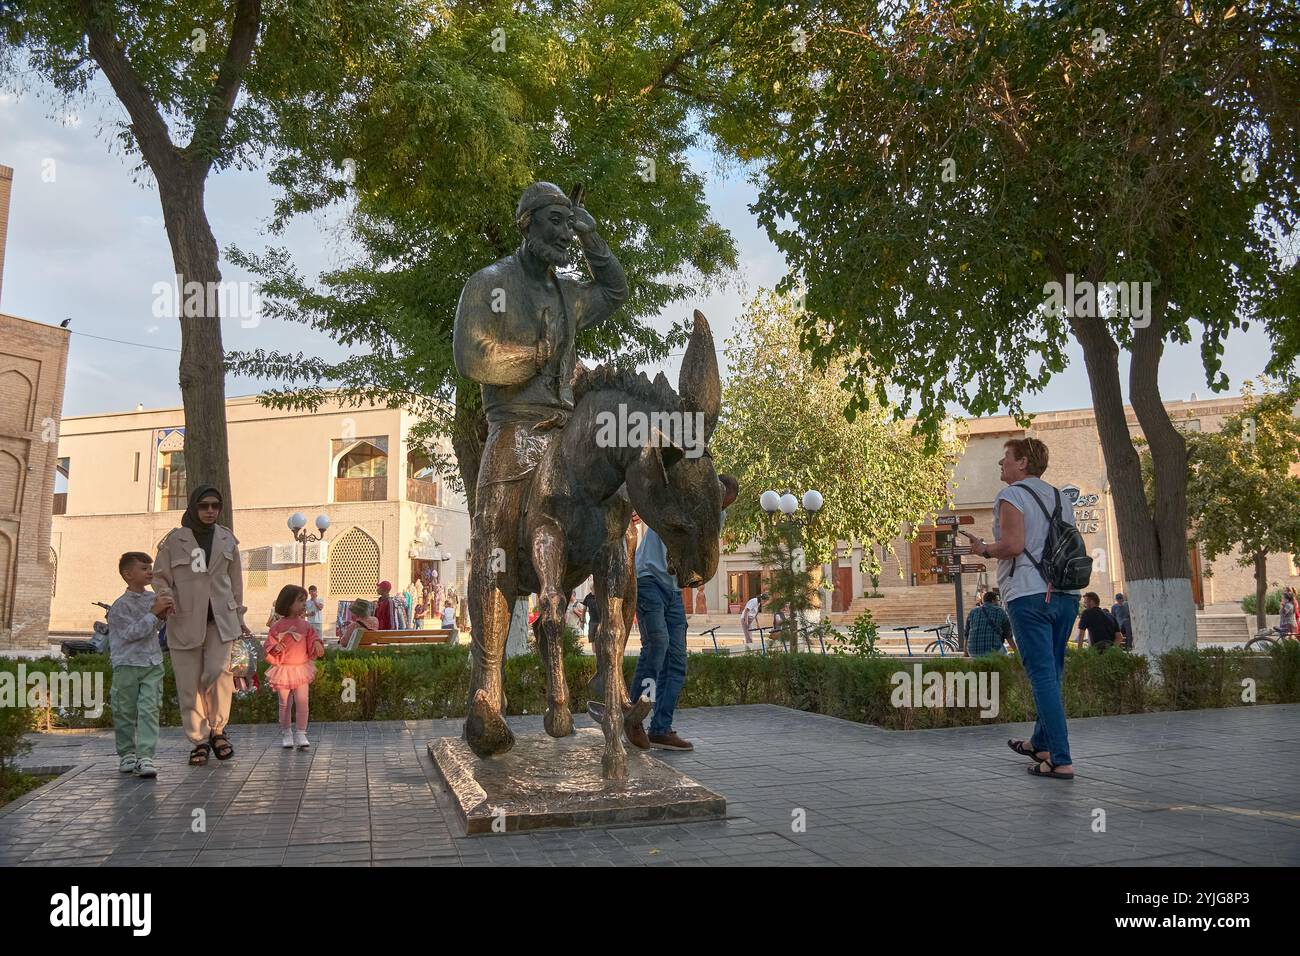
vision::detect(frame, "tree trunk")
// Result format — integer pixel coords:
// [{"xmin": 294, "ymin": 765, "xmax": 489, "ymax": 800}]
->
[
  {"xmin": 1254, "ymin": 550, "xmax": 1268, "ymax": 632},
  {"xmin": 157, "ymin": 172, "xmax": 234, "ymax": 528},
  {"xmin": 80, "ymin": 0, "xmax": 261, "ymax": 533},
  {"xmin": 1067, "ymin": 294, "xmax": 1195, "ymax": 657},
  {"xmin": 1126, "ymin": 296, "xmax": 1195, "ymax": 654}
]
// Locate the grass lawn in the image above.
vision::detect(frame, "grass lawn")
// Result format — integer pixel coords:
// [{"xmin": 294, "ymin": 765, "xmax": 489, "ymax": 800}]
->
[{"xmin": 0, "ymin": 770, "xmax": 58, "ymax": 809}]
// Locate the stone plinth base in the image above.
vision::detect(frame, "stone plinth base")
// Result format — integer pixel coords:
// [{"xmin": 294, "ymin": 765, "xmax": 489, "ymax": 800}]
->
[{"xmin": 428, "ymin": 729, "xmax": 725, "ymax": 835}]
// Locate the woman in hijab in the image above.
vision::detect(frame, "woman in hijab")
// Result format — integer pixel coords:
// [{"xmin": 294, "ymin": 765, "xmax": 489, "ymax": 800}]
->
[{"xmin": 152, "ymin": 485, "xmax": 251, "ymax": 765}]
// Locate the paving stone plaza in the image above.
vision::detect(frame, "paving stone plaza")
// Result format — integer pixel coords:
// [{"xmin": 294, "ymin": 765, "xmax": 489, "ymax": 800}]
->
[{"xmin": 4, "ymin": 704, "xmax": 1297, "ymax": 867}]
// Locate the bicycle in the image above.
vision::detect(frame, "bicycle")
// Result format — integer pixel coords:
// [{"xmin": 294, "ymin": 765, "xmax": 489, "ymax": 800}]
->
[
  {"xmin": 1244, "ymin": 625, "xmax": 1296, "ymax": 653},
  {"xmin": 924, "ymin": 615, "xmax": 961, "ymax": 656}
]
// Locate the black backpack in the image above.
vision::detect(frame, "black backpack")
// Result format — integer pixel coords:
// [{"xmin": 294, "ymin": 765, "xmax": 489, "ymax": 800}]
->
[{"xmin": 1013, "ymin": 482, "xmax": 1093, "ymax": 593}]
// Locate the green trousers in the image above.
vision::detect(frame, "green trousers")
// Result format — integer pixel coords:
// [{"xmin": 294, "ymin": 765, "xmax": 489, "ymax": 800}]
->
[{"xmin": 112, "ymin": 663, "xmax": 165, "ymax": 759}]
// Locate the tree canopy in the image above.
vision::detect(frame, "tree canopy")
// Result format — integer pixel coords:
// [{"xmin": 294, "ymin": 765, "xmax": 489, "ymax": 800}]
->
[
  {"xmin": 1, "ymin": 0, "xmax": 428, "ymax": 527},
  {"xmin": 1178, "ymin": 380, "xmax": 1300, "ymax": 627},
  {"xmin": 224, "ymin": 1, "xmax": 741, "ymax": 505},
  {"xmin": 688, "ymin": 0, "xmax": 1300, "ymax": 651},
  {"xmin": 711, "ymin": 290, "xmax": 964, "ymax": 575}
]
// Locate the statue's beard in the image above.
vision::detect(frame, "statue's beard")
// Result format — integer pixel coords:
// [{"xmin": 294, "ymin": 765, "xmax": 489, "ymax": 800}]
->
[{"xmin": 526, "ymin": 234, "xmax": 571, "ymax": 267}]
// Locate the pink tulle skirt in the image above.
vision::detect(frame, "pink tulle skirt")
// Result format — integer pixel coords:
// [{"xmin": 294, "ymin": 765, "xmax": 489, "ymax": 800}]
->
[{"xmin": 266, "ymin": 661, "xmax": 316, "ymax": 690}]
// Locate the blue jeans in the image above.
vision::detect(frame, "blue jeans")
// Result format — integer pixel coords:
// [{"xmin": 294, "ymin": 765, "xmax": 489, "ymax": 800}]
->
[
  {"xmin": 1007, "ymin": 591, "xmax": 1080, "ymax": 766},
  {"xmin": 630, "ymin": 576, "xmax": 688, "ymax": 736}
]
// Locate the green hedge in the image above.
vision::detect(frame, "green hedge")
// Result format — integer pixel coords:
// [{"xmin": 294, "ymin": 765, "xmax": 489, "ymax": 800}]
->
[
  {"xmin": 1241, "ymin": 589, "xmax": 1284, "ymax": 616},
  {"xmin": 1, "ymin": 643, "xmax": 1296, "ymax": 740}
]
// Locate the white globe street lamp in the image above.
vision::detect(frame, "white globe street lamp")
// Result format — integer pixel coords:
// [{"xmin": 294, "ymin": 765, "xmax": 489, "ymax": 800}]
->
[
  {"xmin": 289, "ymin": 510, "xmax": 330, "ymax": 588},
  {"xmin": 757, "ymin": 485, "xmax": 827, "ymax": 653}
]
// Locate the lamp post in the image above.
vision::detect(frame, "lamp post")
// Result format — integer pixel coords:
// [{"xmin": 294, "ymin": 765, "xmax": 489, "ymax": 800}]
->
[
  {"xmin": 759, "ymin": 488, "xmax": 824, "ymax": 651},
  {"xmin": 288, "ymin": 512, "xmax": 330, "ymax": 588}
]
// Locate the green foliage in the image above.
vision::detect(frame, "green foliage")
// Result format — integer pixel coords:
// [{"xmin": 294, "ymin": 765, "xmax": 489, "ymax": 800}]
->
[
  {"xmin": 1242, "ymin": 589, "xmax": 1284, "ymax": 616},
  {"xmin": 1, "ymin": 1, "xmax": 423, "ymax": 177},
  {"xmin": 1155, "ymin": 648, "xmax": 1274, "ymax": 711},
  {"xmin": 222, "ymin": 1, "xmax": 739, "ymax": 493},
  {"xmin": 1180, "ymin": 377, "xmax": 1300, "ymax": 561},
  {"xmin": 8, "ymin": 641, "xmax": 1293, "ymax": 739},
  {"xmin": 756, "ymin": 515, "xmax": 814, "ymax": 653},
  {"xmin": 832, "ymin": 610, "xmax": 882, "ymax": 658},
  {"xmin": 0, "ymin": 770, "xmax": 56, "ymax": 809},
  {"xmin": 1265, "ymin": 640, "xmax": 1300, "ymax": 703},
  {"xmin": 699, "ymin": 1, "xmax": 1299, "ymax": 433},
  {"xmin": 712, "ymin": 290, "xmax": 963, "ymax": 573},
  {"xmin": 333, "ymin": 655, "xmax": 398, "ymax": 720},
  {"xmin": 0, "ymin": 694, "xmax": 35, "ymax": 778},
  {"xmin": 697, "ymin": 0, "xmax": 1298, "ymax": 627}
]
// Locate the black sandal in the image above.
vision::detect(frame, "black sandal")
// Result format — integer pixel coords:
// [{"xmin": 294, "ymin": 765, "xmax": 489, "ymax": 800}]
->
[
  {"xmin": 1008, "ymin": 739, "xmax": 1045, "ymax": 760},
  {"xmin": 1027, "ymin": 759, "xmax": 1075, "ymax": 780},
  {"xmin": 209, "ymin": 732, "xmax": 234, "ymax": 761},
  {"xmin": 189, "ymin": 742, "xmax": 211, "ymax": 766}
]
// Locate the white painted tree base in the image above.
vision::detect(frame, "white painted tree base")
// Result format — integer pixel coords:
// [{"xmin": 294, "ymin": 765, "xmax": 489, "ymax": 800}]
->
[{"xmin": 1128, "ymin": 577, "xmax": 1197, "ymax": 662}]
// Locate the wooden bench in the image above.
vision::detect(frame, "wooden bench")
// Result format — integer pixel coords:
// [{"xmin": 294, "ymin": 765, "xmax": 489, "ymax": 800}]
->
[{"xmin": 354, "ymin": 628, "xmax": 455, "ymax": 649}]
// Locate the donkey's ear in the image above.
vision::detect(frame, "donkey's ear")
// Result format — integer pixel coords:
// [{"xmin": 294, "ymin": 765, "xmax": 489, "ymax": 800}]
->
[
  {"xmin": 652, "ymin": 428, "xmax": 686, "ymax": 471},
  {"xmin": 679, "ymin": 310, "xmax": 721, "ymax": 438},
  {"xmin": 635, "ymin": 442, "xmax": 671, "ymax": 489}
]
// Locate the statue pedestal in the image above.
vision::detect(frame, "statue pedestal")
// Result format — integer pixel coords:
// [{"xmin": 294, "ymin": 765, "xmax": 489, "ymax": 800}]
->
[{"xmin": 428, "ymin": 728, "xmax": 726, "ymax": 834}]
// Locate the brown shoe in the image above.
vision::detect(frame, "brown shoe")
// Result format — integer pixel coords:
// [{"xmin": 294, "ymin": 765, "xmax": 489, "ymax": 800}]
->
[
  {"xmin": 625, "ymin": 720, "xmax": 651, "ymax": 750},
  {"xmin": 648, "ymin": 731, "xmax": 694, "ymax": 752}
]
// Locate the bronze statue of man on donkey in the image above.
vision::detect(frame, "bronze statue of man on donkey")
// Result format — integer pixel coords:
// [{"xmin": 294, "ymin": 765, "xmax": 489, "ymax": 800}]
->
[{"xmin": 453, "ymin": 181, "xmax": 732, "ymax": 779}]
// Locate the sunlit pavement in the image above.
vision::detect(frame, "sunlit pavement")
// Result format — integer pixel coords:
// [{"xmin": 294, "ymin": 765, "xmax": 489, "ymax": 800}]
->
[{"xmin": 4, "ymin": 704, "xmax": 1297, "ymax": 866}]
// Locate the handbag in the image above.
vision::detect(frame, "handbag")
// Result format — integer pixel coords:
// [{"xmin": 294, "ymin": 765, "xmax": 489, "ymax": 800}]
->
[{"xmin": 229, "ymin": 635, "xmax": 261, "ymax": 677}]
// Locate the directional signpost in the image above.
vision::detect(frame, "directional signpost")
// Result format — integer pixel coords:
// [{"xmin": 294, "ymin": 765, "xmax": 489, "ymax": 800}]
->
[
  {"xmin": 934, "ymin": 515, "xmax": 974, "ymax": 526},
  {"xmin": 931, "ymin": 514, "xmax": 978, "ymax": 652}
]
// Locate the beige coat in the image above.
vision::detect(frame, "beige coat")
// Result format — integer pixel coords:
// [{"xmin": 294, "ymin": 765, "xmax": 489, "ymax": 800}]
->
[{"xmin": 152, "ymin": 525, "xmax": 249, "ymax": 650}]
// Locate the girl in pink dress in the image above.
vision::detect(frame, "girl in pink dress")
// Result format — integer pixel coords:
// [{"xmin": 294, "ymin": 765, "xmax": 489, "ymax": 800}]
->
[{"xmin": 265, "ymin": 585, "xmax": 324, "ymax": 750}]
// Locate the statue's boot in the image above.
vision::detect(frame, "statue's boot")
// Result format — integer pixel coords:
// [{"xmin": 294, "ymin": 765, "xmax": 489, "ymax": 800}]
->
[
  {"xmin": 585, "ymin": 696, "xmax": 652, "ymax": 731},
  {"xmin": 624, "ymin": 696, "xmax": 652, "ymax": 729},
  {"xmin": 465, "ymin": 689, "xmax": 515, "ymax": 758}
]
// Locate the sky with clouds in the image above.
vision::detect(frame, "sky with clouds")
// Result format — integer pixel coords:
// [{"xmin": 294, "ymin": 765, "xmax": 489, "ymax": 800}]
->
[{"xmin": 0, "ymin": 82, "xmax": 1279, "ymax": 421}]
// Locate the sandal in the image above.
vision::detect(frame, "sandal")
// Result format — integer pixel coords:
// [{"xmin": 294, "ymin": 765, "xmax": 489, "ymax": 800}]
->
[
  {"xmin": 1027, "ymin": 759, "xmax": 1075, "ymax": 780},
  {"xmin": 189, "ymin": 742, "xmax": 211, "ymax": 766},
  {"xmin": 209, "ymin": 732, "xmax": 234, "ymax": 761},
  {"xmin": 1008, "ymin": 739, "xmax": 1046, "ymax": 760}
]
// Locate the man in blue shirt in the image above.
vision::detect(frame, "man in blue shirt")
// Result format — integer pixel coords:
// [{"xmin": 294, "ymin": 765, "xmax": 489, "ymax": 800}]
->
[{"xmin": 623, "ymin": 474, "xmax": 738, "ymax": 752}]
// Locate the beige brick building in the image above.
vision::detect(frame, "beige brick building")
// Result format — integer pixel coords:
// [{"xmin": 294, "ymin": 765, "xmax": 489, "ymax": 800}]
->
[
  {"xmin": 1, "ymin": 163, "xmax": 74, "ymax": 651},
  {"xmin": 0, "ymin": 313, "xmax": 70, "ymax": 651},
  {"xmin": 49, "ymin": 396, "xmax": 471, "ymax": 637},
  {"xmin": 717, "ymin": 397, "xmax": 1299, "ymax": 622}
]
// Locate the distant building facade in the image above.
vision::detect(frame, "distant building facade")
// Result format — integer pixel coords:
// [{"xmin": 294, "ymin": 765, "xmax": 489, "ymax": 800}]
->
[
  {"xmin": 1, "ymin": 162, "xmax": 73, "ymax": 651},
  {"xmin": 49, "ymin": 395, "xmax": 470, "ymax": 636},
  {"xmin": 715, "ymin": 397, "xmax": 1299, "ymax": 620},
  {"xmin": 0, "ymin": 314, "xmax": 70, "ymax": 650}
]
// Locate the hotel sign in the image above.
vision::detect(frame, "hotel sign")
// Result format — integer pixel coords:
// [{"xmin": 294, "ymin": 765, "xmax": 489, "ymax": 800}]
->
[{"xmin": 1062, "ymin": 485, "xmax": 1102, "ymax": 535}]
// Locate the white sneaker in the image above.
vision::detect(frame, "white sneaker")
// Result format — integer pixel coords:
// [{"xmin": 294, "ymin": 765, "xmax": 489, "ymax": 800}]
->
[
  {"xmin": 293, "ymin": 730, "xmax": 310, "ymax": 749},
  {"xmin": 118, "ymin": 754, "xmax": 137, "ymax": 773},
  {"xmin": 135, "ymin": 757, "xmax": 157, "ymax": 778},
  {"xmin": 281, "ymin": 729, "xmax": 294, "ymax": 749}
]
